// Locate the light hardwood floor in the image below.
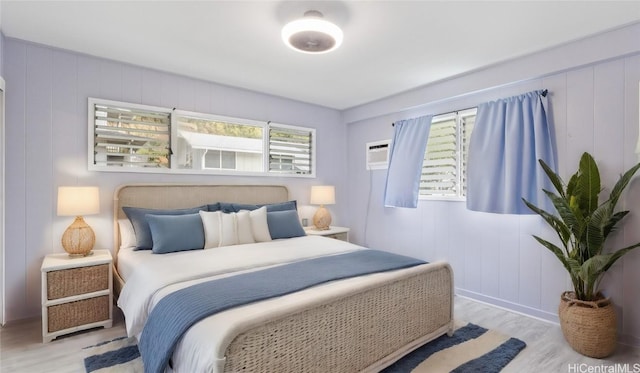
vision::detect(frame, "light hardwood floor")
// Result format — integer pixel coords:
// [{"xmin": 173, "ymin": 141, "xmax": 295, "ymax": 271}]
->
[{"xmin": 1, "ymin": 296, "xmax": 638, "ymax": 372}]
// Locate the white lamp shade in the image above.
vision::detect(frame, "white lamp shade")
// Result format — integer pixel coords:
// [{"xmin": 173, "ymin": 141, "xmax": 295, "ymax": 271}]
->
[
  {"xmin": 310, "ymin": 185, "xmax": 335, "ymax": 205},
  {"xmin": 57, "ymin": 186, "xmax": 100, "ymax": 216}
]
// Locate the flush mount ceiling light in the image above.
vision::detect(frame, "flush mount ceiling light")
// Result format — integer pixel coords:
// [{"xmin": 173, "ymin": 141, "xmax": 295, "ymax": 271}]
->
[{"xmin": 281, "ymin": 10, "xmax": 343, "ymax": 54}]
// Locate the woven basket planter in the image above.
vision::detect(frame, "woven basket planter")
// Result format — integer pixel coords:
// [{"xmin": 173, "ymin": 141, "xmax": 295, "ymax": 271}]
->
[{"xmin": 558, "ymin": 291, "xmax": 617, "ymax": 358}]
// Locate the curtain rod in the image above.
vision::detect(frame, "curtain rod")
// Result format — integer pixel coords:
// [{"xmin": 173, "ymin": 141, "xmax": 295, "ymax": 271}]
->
[{"xmin": 392, "ymin": 89, "xmax": 547, "ymax": 127}]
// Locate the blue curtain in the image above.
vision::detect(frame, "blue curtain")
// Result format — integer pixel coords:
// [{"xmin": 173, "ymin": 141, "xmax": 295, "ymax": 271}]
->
[
  {"xmin": 383, "ymin": 115, "xmax": 433, "ymax": 208},
  {"xmin": 466, "ymin": 90, "xmax": 556, "ymax": 214}
]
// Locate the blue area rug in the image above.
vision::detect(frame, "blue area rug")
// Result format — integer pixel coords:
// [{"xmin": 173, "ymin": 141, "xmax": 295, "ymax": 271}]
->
[{"xmin": 83, "ymin": 322, "xmax": 525, "ymax": 372}]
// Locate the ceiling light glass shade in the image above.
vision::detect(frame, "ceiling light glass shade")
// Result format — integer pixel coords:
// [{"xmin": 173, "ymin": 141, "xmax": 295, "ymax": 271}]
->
[{"xmin": 282, "ymin": 12, "xmax": 343, "ymax": 54}]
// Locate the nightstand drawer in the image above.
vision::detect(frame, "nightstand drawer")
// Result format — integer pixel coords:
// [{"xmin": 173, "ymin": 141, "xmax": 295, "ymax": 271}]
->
[
  {"xmin": 47, "ymin": 295, "xmax": 110, "ymax": 332},
  {"xmin": 304, "ymin": 226, "xmax": 350, "ymax": 242},
  {"xmin": 46, "ymin": 264, "xmax": 109, "ymax": 300},
  {"xmin": 330, "ymin": 232, "xmax": 348, "ymax": 241}
]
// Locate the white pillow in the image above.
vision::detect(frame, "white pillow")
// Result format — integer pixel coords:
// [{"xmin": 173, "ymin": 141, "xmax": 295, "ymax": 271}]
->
[
  {"xmin": 249, "ymin": 206, "xmax": 272, "ymax": 242},
  {"xmin": 118, "ymin": 219, "xmax": 137, "ymax": 249},
  {"xmin": 219, "ymin": 212, "xmax": 238, "ymax": 247},
  {"xmin": 199, "ymin": 211, "xmax": 221, "ymax": 249},
  {"xmin": 200, "ymin": 210, "xmax": 258, "ymax": 248},
  {"xmin": 236, "ymin": 211, "xmax": 255, "ymax": 245},
  {"xmin": 200, "ymin": 211, "xmax": 242, "ymax": 249}
]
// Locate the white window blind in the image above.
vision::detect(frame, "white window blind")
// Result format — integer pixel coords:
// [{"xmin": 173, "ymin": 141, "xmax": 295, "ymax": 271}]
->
[
  {"xmin": 268, "ymin": 125, "xmax": 314, "ymax": 175},
  {"xmin": 420, "ymin": 115, "xmax": 458, "ymax": 197},
  {"xmin": 419, "ymin": 109, "xmax": 477, "ymax": 199},
  {"xmin": 91, "ymin": 100, "xmax": 171, "ymax": 169}
]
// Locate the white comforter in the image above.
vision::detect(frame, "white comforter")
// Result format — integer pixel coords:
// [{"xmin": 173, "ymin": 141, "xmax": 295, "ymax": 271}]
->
[{"xmin": 118, "ymin": 236, "xmax": 369, "ymax": 372}]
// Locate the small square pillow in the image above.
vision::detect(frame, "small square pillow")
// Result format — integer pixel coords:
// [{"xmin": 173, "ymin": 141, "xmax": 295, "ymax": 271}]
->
[
  {"xmin": 146, "ymin": 213, "xmax": 205, "ymax": 254},
  {"xmin": 117, "ymin": 219, "xmax": 137, "ymax": 249},
  {"xmin": 200, "ymin": 210, "xmax": 241, "ymax": 248},
  {"xmin": 267, "ymin": 210, "xmax": 306, "ymax": 239},
  {"xmin": 123, "ymin": 205, "xmax": 207, "ymax": 250},
  {"xmin": 236, "ymin": 210, "xmax": 255, "ymax": 245},
  {"xmin": 249, "ymin": 206, "xmax": 272, "ymax": 242},
  {"xmin": 219, "ymin": 212, "xmax": 238, "ymax": 247}
]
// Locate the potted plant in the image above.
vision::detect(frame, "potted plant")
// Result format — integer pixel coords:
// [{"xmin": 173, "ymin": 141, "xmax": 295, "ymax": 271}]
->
[{"xmin": 523, "ymin": 152, "xmax": 640, "ymax": 358}]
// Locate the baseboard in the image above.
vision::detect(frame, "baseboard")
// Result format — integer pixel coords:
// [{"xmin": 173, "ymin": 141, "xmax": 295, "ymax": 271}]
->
[
  {"xmin": 455, "ymin": 288, "xmax": 640, "ymax": 348},
  {"xmin": 455, "ymin": 288, "xmax": 560, "ymax": 324},
  {"xmin": 619, "ymin": 333, "xmax": 640, "ymax": 348}
]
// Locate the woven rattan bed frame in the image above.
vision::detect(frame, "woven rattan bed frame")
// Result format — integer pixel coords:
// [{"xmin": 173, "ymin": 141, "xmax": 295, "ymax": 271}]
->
[{"xmin": 112, "ymin": 184, "xmax": 454, "ymax": 372}]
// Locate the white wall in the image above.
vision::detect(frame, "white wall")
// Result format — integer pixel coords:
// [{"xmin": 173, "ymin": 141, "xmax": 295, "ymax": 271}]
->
[
  {"xmin": 3, "ymin": 38, "xmax": 346, "ymax": 322},
  {"xmin": 344, "ymin": 23, "xmax": 640, "ymax": 345}
]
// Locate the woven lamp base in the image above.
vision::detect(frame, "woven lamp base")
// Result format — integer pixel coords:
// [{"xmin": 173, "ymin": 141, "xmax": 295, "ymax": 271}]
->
[
  {"xmin": 61, "ymin": 216, "xmax": 95, "ymax": 257},
  {"xmin": 313, "ymin": 205, "xmax": 332, "ymax": 230},
  {"xmin": 558, "ymin": 291, "xmax": 617, "ymax": 358}
]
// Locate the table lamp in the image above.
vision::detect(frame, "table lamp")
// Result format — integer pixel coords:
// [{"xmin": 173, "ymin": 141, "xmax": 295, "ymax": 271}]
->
[
  {"xmin": 310, "ymin": 185, "xmax": 335, "ymax": 230},
  {"xmin": 57, "ymin": 186, "xmax": 100, "ymax": 257}
]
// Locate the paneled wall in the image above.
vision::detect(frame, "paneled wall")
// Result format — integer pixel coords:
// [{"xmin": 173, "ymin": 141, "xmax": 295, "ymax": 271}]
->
[
  {"xmin": 3, "ymin": 38, "xmax": 346, "ymax": 321},
  {"xmin": 344, "ymin": 27, "xmax": 640, "ymax": 345}
]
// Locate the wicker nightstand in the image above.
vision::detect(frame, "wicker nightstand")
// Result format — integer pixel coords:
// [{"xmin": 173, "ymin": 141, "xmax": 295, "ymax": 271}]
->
[
  {"xmin": 305, "ymin": 226, "xmax": 350, "ymax": 242},
  {"xmin": 41, "ymin": 249, "xmax": 113, "ymax": 343}
]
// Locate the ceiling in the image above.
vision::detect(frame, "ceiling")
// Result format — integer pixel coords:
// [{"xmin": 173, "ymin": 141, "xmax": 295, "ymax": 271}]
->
[{"xmin": 2, "ymin": 1, "xmax": 639, "ymax": 110}]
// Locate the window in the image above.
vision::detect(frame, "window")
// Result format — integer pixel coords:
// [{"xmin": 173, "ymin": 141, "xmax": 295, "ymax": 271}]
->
[
  {"xmin": 419, "ymin": 108, "xmax": 476, "ymax": 199},
  {"xmin": 268, "ymin": 125, "xmax": 313, "ymax": 174},
  {"xmin": 91, "ymin": 100, "xmax": 171, "ymax": 169},
  {"xmin": 174, "ymin": 112, "xmax": 263, "ymax": 172},
  {"xmin": 203, "ymin": 150, "xmax": 237, "ymax": 170},
  {"xmin": 89, "ymin": 98, "xmax": 316, "ymax": 177}
]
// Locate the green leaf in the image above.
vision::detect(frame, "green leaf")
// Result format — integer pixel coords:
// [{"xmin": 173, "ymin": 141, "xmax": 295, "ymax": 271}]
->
[
  {"xmin": 522, "ymin": 198, "xmax": 570, "ymax": 246},
  {"xmin": 584, "ymin": 203, "xmax": 610, "ymax": 257},
  {"xmin": 532, "ymin": 236, "xmax": 574, "ymax": 274},
  {"xmin": 579, "ymin": 245, "xmax": 640, "ymax": 300},
  {"xmin": 575, "ymin": 152, "xmax": 600, "ymax": 216},
  {"xmin": 544, "ymin": 190, "xmax": 582, "ymax": 239},
  {"xmin": 539, "ymin": 159, "xmax": 565, "ymax": 198},
  {"xmin": 566, "ymin": 174, "xmax": 578, "ymax": 202},
  {"xmin": 603, "ymin": 210, "xmax": 629, "ymax": 238},
  {"xmin": 608, "ymin": 162, "xmax": 640, "ymax": 209},
  {"xmin": 600, "ymin": 242, "xmax": 640, "ymax": 273},
  {"xmin": 579, "ymin": 255, "xmax": 606, "ymax": 283}
]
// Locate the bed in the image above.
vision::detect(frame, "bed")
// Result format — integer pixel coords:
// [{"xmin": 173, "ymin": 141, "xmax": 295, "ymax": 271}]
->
[{"xmin": 113, "ymin": 184, "xmax": 454, "ymax": 372}]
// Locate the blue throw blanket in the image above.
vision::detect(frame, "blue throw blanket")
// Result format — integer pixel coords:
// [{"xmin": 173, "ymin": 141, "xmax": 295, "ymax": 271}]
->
[{"xmin": 138, "ymin": 250, "xmax": 426, "ymax": 373}]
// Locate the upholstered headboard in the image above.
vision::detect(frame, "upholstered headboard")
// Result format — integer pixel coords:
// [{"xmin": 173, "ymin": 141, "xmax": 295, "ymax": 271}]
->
[{"xmin": 113, "ymin": 184, "xmax": 289, "ymax": 259}]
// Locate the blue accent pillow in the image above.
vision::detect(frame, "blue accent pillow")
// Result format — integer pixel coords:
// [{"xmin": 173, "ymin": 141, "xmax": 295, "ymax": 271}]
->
[
  {"xmin": 123, "ymin": 205, "xmax": 207, "ymax": 250},
  {"xmin": 146, "ymin": 213, "xmax": 205, "ymax": 254},
  {"xmin": 207, "ymin": 202, "xmax": 221, "ymax": 212},
  {"xmin": 218, "ymin": 202, "xmax": 241, "ymax": 213},
  {"xmin": 266, "ymin": 210, "xmax": 306, "ymax": 239},
  {"xmin": 264, "ymin": 201, "xmax": 297, "ymax": 212},
  {"xmin": 220, "ymin": 201, "xmax": 297, "ymax": 213}
]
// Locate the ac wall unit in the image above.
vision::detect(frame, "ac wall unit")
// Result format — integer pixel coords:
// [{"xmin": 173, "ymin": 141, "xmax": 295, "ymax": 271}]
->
[{"xmin": 366, "ymin": 139, "xmax": 391, "ymax": 170}]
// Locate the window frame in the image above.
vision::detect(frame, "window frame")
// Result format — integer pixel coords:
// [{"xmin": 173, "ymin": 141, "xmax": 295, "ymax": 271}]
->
[
  {"xmin": 88, "ymin": 98, "xmax": 173, "ymax": 173},
  {"xmin": 418, "ymin": 108, "xmax": 477, "ymax": 201},
  {"xmin": 88, "ymin": 98, "xmax": 316, "ymax": 178}
]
